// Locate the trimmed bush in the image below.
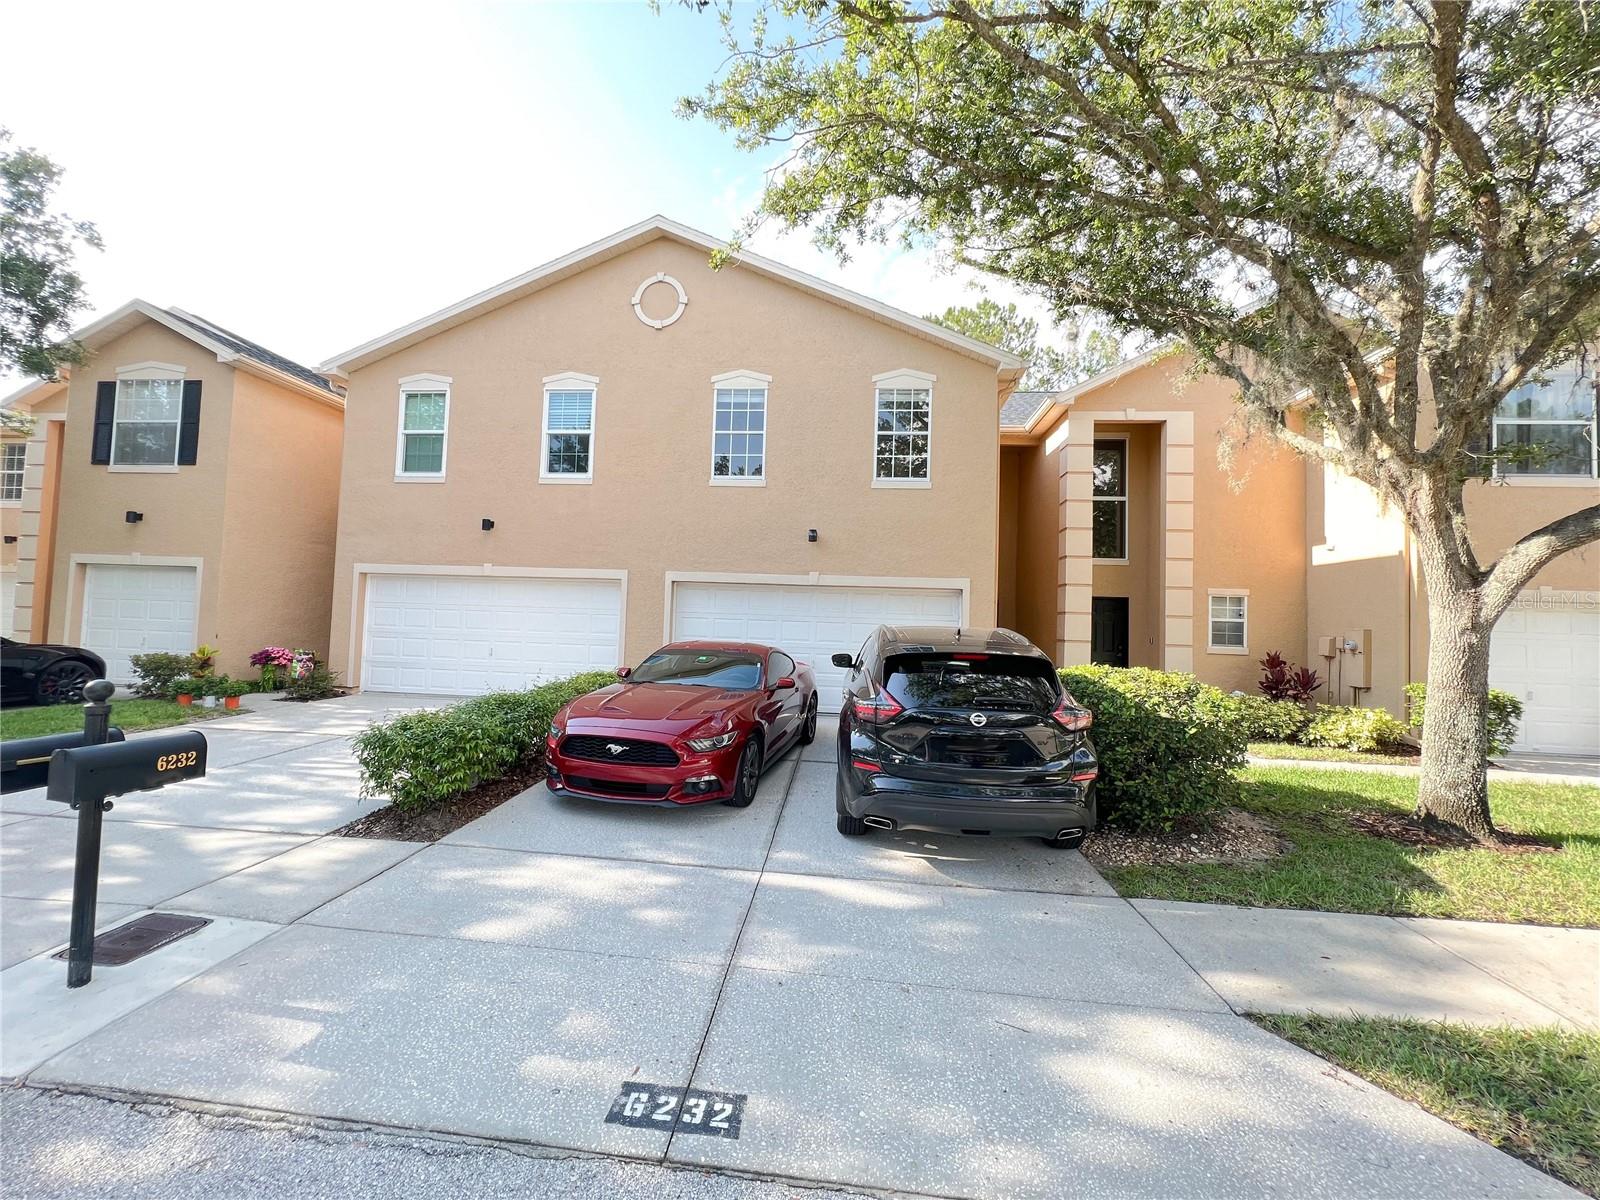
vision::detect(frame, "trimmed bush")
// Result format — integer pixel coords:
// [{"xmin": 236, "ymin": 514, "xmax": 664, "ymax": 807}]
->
[
  {"xmin": 1404, "ymin": 682, "xmax": 1524, "ymax": 756},
  {"xmin": 1302, "ymin": 705, "xmax": 1409, "ymax": 752},
  {"xmin": 129, "ymin": 652, "xmax": 192, "ymax": 699},
  {"xmin": 1060, "ymin": 665, "xmax": 1246, "ymax": 831},
  {"xmin": 282, "ymin": 661, "xmax": 343, "ymax": 702},
  {"xmin": 1202, "ymin": 692, "xmax": 1311, "ymax": 743},
  {"xmin": 353, "ymin": 670, "xmax": 616, "ymax": 815}
]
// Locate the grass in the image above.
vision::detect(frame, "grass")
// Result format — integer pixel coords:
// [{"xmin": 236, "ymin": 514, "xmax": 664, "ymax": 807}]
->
[
  {"xmin": 1253, "ymin": 1014, "xmax": 1600, "ymax": 1196},
  {"xmin": 1249, "ymin": 741, "xmax": 1419, "ymax": 765},
  {"xmin": 1101, "ymin": 765, "xmax": 1600, "ymax": 926},
  {"xmin": 0, "ymin": 699, "xmax": 232, "ymax": 739}
]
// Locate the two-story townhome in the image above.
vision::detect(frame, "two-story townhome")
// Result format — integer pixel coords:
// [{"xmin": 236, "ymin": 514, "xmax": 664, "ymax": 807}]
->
[
  {"xmin": 319, "ymin": 216, "xmax": 1023, "ymax": 708},
  {"xmin": 1, "ymin": 375, "xmax": 69, "ymax": 637},
  {"xmin": 1, "ymin": 300, "xmax": 345, "ymax": 683}
]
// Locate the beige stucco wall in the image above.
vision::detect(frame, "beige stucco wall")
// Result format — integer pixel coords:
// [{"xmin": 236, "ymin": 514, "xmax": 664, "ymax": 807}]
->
[
  {"xmin": 1, "ymin": 433, "xmax": 21, "ymax": 571},
  {"xmin": 329, "ymin": 235, "xmax": 1005, "ymax": 682},
  {"xmin": 45, "ymin": 320, "xmax": 344, "ymax": 676}
]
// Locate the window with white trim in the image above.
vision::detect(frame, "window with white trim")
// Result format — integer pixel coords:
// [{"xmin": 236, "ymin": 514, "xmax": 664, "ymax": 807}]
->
[
  {"xmin": 1, "ymin": 442, "xmax": 24, "ymax": 501},
  {"xmin": 396, "ymin": 379, "xmax": 449, "ymax": 477},
  {"xmin": 113, "ymin": 378, "xmax": 183, "ymax": 466},
  {"xmin": 1208, "ymin": 593, "xmax": 1248, "ymax": 651},
  {"xmin": 542, "ymin": 373, "xmax": 597, "ymax": 480},
  {"xmin": 1092, "ymin": 438, "xmax": 1128, "ymax": 561},
  {"xmin": 1492, "ymin": 363, "xmax": 1597, "ymax": 477},
  {"xmin": 873, "ymin": 378, "xmax": 931, "ymax": 483},
  {"xmin": 713, "ymin": 381, "xmax": 767, "ymax": 480}
]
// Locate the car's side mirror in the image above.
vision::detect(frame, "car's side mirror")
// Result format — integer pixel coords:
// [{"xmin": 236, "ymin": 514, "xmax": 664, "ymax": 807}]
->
[
  {"xmin": 615, "ymin": 666, "xmax": 631, "ymax": 679},
  {"xmin": 772, "ymin": 676, "xmax": 796, "ymax": 691},
  {"xmin": 830, "ymin": 653, "xmax": 854, "ymax": 669}
]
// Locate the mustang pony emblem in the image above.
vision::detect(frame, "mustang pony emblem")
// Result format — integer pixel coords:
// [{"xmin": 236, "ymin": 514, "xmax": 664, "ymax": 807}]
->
[{"xmin": 605, "ymin": 742, "xmax": 628, "ymax": 755}]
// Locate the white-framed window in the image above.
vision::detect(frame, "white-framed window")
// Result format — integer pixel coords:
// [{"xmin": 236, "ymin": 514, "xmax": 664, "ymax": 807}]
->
[
  {"xmin": 1208, "ymin": 591, "xmax": 1249, "ymax": 653},
  {"xmin": 0, "ymin": 442, "xmax": 24, "ymax": 502},
  {"xmin": 542, "ymin": 372, "xmax": 598, "ymax": 482},
  {"xmin": 872, "ymin": 369, "xmax": 934, "ymax": 487},
  {"xmin": 711, "ymin": 370, "xmax": 770, "ymax": 485},
  {"xmin": 1492, "ymin": 363, "xmax": 1597, "ymax": 477},
  {"xmin": 394, "ymin": 374, "xmax": 451, "ymax": 479},
  {"xmin": 1093, "ymin": 436, "xmax": 1128, "ymax": 562},
  {"xmin": 112, "ymin": 370, "xmax": 184, "ymax": 468}
]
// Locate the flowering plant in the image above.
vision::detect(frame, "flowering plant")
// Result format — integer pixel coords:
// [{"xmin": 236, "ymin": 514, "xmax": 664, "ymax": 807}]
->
[
  {"xmin": 251, "ymin": 646, "xmax": 297, "ymax": 691},
  {"xmin": 289, "ymin": 649, "xmax": 316, "ymax": 681}
]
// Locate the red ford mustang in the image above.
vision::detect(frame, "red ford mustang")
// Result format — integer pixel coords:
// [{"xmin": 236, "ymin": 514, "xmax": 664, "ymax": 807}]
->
[{"xmin": 545, "ymin": 640, "xmax": 819, "ymax": 807}]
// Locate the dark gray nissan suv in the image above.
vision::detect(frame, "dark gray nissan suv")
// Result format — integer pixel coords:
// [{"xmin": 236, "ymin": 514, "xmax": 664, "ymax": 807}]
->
[{"xmin": 831, "ymin": 626, "xmax": 1098, "ymax": 847}]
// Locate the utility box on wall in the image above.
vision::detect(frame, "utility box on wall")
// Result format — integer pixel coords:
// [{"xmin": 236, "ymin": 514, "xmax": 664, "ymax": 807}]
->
[{"xmin": 1342, "ymin": 628, "xmax": 1373, "ymax": 692}]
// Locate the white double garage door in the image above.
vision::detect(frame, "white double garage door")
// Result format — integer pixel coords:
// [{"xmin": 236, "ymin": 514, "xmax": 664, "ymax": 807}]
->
[{"xmin": 361, "ymin": 574, "xmax": 962, "ymax": 712}]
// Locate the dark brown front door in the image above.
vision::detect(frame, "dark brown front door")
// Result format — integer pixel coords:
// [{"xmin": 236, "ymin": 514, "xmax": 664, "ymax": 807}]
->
[{"xmin": 1091, "ymin": 597, "xmax": 1130, "ymax": 667}]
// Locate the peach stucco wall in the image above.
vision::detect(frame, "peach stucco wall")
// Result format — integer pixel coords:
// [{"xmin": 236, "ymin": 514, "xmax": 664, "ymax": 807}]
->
[{"xmin": 329, "ymin": 235, "xmax": 1005, "ymax": 682}]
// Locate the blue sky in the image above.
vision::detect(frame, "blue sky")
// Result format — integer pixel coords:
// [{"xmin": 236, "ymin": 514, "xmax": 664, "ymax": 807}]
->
[{"xmin": 2, "ymin": 1, "xmax": 1026, "ymax": 380}]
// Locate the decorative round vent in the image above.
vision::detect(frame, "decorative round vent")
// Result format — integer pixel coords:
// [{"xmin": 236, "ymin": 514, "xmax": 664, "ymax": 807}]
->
[{"xmin": 631, "ymin": 273, "xmax": 688, "ymax": 329}]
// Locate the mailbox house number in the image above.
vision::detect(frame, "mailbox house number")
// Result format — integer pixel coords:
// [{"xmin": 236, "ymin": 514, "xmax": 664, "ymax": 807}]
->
[{"xmin": 156, "ymin": 751, "xmax": 199, "ymax": 771}]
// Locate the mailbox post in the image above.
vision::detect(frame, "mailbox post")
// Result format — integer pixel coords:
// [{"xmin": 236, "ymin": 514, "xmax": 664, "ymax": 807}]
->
[{"xmin": 42, "ymin": 680, "xmax": 208, "ymax": 988}]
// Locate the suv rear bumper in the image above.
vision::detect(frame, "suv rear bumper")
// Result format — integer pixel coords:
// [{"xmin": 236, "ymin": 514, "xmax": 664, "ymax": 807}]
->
[{"xmin": 843, "ymin": 776, "xmax": 1096, "ymax": 839}]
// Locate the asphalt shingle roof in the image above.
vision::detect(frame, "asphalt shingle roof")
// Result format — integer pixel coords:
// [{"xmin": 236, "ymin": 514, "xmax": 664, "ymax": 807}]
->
[
  {"xmin": 1000, "ymin": 390, "xmax": 1055, "ymax": 429},
  {"xmin": 164, "ymin": 310, "xmax": 338, "ymax": 395}
]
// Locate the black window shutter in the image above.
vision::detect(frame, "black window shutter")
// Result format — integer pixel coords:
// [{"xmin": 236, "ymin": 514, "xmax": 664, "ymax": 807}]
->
[
  {"xmin": 91, "ymin": 382, "xmax": 116, "ymax": 464},
  {"xmin": 178, "ymin": 380, "xmax": 203, "ymax": 465}
]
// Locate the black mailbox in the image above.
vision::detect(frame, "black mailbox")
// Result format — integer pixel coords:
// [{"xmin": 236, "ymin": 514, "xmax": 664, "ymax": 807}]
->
[
  {"xmin": 46, "ymin": 730, "xmax": 208, "ymax": 807},
  {"xmin": 1, "ymin": 728, "xmax": 127, "ymax": 793}
]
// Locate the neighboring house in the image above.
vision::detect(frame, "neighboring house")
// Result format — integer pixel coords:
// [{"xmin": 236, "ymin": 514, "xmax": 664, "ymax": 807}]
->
[
  {"xmin": 319, "ymin": 216, "xmax": 1024, "ymax": 710},
  {"xmin": 0, "ymin": 301, "xmax": 345, "ymax": 683},
  {"xmin": 1, "ymin": 376, "xmax": 69, "ymax": 637},
  {"xmin": 1001, "ymin": 349, "xmax": 1599, "ymax": 755}
]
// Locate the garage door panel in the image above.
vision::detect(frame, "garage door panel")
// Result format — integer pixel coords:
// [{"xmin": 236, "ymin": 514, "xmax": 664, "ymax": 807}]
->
[
  {"xmin": 670, "ymin": 581, "xmax": 962, "ymax": 713},
  {"xmin": 363, "ymin": 573, "xmax": 621, "ymax": 697},
  {"xmin": 81, "ymin": 564, "xmax": 199, "ymax": 684},
  {"xmin": 1490, "ymin": 600, "xmax": 1599, "ymax": 755}
]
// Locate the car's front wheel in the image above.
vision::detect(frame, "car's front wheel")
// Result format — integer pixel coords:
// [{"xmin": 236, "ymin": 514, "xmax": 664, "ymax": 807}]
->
[
  {"xmin": 35, "ymin": 659, "xmax": 96, "ymax": 705},
  {"xmin": 721, "ymin": 738, "xmax": 762, "ymax": 808}
]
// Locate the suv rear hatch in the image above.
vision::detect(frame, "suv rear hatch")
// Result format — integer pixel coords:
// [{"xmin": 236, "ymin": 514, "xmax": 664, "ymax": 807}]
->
[{"xmin": 858, "ymin": 651, "xmax": 1090, "ymax": 785}]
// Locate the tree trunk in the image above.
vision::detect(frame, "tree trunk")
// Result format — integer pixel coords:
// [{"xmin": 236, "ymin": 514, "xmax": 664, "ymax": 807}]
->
[{"xmin": 1412, "ymin": 575, "xmax": 1498, "ymax": 841}]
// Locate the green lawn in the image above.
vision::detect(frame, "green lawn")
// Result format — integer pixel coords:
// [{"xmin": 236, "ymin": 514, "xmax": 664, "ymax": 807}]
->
[
  {"xmin": 1, "ymin": 699, "xmax": 231, "ymax": 740},
  {"xmin": 1254, "ymin": 1014, "xmax": 1599, "ymax": 1196},
  {"xmin": 1248, "ymin": 741, "xmax": 1419, "ymax": 766},
  {"xmin": 1100, "ymin": 765, "xmax": 1600, "ymax": 926}
]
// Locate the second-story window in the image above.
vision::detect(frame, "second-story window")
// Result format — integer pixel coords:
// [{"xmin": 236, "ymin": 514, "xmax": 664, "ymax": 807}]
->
[
  {"xmin": 1, "ymin": 442, "xmax": 24, "ymax": 501},
  {"xmin": 396, "ymin": 375, "xmax": 450, "ymax": 479},
  {"xmin": 113, "ymin": 378, "xmax": 184, "ymax": 467},
  {"xmin": 872, "ymin": 369, "xmax": 935, "ymax": 487},
  {"xmin": 1493, "ymin": 364, "xmax": 1597, "ymax": 477},
  {"xmin": 542, "ymin": 372, "xmax": 598, "ymax": 482},
  {"xmin": 711, "ymin": 370, "xmax": 770, "ymax": 484},
  {"xmin": 1093, "ymin": 437, "xmax": 1128, "ymax": 561}
]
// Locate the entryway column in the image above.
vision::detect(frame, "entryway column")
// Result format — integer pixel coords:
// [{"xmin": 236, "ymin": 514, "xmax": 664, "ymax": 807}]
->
[
  {"xmin": 1162, "ymin": 413, "xmax": 1196, "ymax": 672},
  {"xmin": 1057, "ymin": 418, "xmax": 1095, "ymax": 664}
]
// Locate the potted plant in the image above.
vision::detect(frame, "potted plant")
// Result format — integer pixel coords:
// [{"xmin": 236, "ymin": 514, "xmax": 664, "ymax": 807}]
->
[
  {"xmin": 249, "ymin": 645, "xmax": 294, "ymax": 691},
  {"xmin": 219, "ymin": 678, "xmax": 251, "ymax": 710},
  {"xmin": 196, "ymin": 675, "xmax": 222, "ymax": 709},
  {"xmin": 190, "ymin": 644, "xmax": 218, "ymax": 678},
  {"xmin": 173, "ymin": 677, "xmax": 202, "ymax": 706}
]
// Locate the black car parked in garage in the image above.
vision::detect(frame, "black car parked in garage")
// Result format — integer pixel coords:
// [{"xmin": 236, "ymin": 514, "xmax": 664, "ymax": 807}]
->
[
  {"xmin": 1, "ymin": 638, "xmax": 108, "ymax": 707},
  {"xmin": 832, "ymin": 627, "xmax": 1098, "ymax": 847}
]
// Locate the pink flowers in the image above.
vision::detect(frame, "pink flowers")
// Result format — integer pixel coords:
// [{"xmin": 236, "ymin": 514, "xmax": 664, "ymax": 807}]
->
[
  {"xmin": 250, "ymin": 646, "xmax": 295, "ymax": 668},
  {"xmin": 251, "ymin": 645, "xmax": 317, "ymax": 688}
]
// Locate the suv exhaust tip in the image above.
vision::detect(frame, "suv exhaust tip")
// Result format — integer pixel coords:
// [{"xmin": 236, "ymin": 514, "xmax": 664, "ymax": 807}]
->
[
  {"xmin": 862, "ymin": 815, "xmax": 896, "ymax": 830},
  {"xmin": 1054, "ymin": 827, "xmax": 1086, "ymax": 848}
]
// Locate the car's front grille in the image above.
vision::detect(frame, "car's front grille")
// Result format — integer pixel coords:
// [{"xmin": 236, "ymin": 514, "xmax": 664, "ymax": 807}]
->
[
  {"xmin": 560, "ymin": 735, "xmax": 680, "ymax": 767},
  {"xmin": 565, "ymin": 775, "xmax": 672, "ymax": 799}
]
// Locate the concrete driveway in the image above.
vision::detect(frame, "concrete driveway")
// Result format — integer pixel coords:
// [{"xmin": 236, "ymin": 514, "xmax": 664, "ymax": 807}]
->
[{"xmin": 1, "ymin": 698, "xmax": 1585, "ymax": 1198}]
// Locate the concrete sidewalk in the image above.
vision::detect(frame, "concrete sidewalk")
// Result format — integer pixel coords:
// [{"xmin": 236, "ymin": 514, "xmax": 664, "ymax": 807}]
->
[
  {"xmin": 2, "ymin": 700, "xmax": 1592, "ymax": 1199},
  {"xmin": 1246, "ymin": 751, "xmax": 1600, "ymax": 786}
]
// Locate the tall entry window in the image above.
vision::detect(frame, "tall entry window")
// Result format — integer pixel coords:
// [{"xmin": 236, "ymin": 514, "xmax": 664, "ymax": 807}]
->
[{"xmin": 1092, "ymin": 437, "xmax": 1128, "ymax": 561}]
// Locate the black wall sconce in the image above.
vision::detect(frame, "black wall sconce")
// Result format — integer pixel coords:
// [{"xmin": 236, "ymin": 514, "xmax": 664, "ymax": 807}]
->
[
  {"xmin": 2, "ymin": 535, "xmax": 15, "ymax": 545},
  {"xmin": 125, "ymin": 511, "xmax": 143, "ymax": 524},
  {"xmin": 807, "ymin": 528, "xmax": 818, "ymax": 543},
  {"xmin": 481, "ymin": 518, "xmax": 495, "ymax": 531}
]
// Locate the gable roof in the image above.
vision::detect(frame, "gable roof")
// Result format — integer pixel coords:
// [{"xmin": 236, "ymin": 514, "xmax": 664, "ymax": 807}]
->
[
  {"xmin": 1, "ymin": 373, "xmax": 70, "ymax": 413},
  {"xmin": 1000, "ymin": 390, "xmax": 1054, "ymax": 429},
  {"xmin": 68, "ymin": 299, "xmax": 342, "ymax": 406},
  {"xmin": 319, "ymin": 216, "xmax": 1028, "ymax": 378}
]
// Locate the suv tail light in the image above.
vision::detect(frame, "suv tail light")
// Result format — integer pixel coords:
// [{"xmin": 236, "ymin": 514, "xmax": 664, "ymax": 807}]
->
[
  {"xmin": 1051, "ymin": 695, "xmax": 1092, "ymax": 732},
  {"xmin": 852, "ymin": 688, "xmax": 904, "ymax": 724}
]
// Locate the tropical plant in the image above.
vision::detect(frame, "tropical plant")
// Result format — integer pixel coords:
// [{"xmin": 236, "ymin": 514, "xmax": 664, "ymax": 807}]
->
[
  {"xmin": 189, "ymin": 644, "xmax": 217, "ymax": 678},
  {"xmin": 1258, "ymin": 652, "xmax": 1321, "ymax": 703},
  {"xmin": 249, "ymin": 645, "xmax": 295, "ymax": 691}
]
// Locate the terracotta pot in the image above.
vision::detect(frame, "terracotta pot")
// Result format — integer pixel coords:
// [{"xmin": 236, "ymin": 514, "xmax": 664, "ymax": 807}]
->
[
  {"xmin": 224, "ymin": 695, "xmax": 241, "ymax": 710},
  {"xmin": 176, "ymin": 694, "xmax": 194, "ymax": 706}
]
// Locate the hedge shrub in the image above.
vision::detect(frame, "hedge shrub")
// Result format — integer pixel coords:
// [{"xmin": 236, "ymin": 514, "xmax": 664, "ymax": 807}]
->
[
  {"xmin": 129, "ymin": 652, "xmax": 193, "ymax": 699},
  {"xmin": 1301, "ymin": 705, "xmax": 1409, "ymax": 752},
  {"xmin": 1060, "ymin": 665, "xmax": 1246, "ymax": 831},
  {"xmin": 1202, "ymin": 692, "xmax": 1311, "ymax": 743},
  {"xmin": 352, "ymin": 670, "xmax": 617, "ymax": 815},
  {"xmin": 1403, "ymin": 682, "xmax": 1524, "ymax": 756}
]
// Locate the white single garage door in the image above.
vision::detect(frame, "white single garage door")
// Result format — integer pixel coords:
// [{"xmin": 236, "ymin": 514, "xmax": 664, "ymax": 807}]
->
[
  {"xmin": 81, "ymin": 563, "xmax": 199, "ymax": 684},
  {"xmin": 670, "ymin": 581, "xmax": 963, "ymax": 712},
  {"xmin": 1490, "ymin": 597, "xmax": 1600, "ymax": 755},
  {"xmin": 362, "ymin": 573, "xmax": 622, "ymax": 696}
]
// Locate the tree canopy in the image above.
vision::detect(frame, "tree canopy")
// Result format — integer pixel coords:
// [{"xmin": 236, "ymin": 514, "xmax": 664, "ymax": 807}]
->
[{"xmin": 925, "ymin": 295, "xmax": 1118, "ymax": 390}]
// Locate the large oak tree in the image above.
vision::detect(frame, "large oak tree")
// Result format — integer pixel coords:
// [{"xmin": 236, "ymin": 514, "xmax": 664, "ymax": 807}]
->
[{"xmin": 683, "ymin": 0, "xmax": 1600, "ymax": 840}]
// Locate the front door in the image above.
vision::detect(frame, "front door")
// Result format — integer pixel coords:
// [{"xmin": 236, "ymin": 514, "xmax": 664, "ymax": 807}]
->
[{"xmin": 1091, "ymin": 597, "xmax": 1130, "ymax": 667}]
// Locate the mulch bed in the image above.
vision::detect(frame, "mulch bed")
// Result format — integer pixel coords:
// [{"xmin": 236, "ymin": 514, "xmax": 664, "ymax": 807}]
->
[
  {"xmin": 333, "ymin": 758, "xmax": 547, "ymax": 843},
  {"xmin": 1339, "ymin": 807, "xmax": 1561, "ymax": 854},
  {"xmin": 1082, "ymin": 807, "xmax": 1292, "ymax": 869}
]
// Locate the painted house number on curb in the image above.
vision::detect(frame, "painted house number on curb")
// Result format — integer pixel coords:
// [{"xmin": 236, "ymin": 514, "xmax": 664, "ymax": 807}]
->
[{"xmin": 604, "ymin": 1082, "xmax": 746, "ymax": 1139}]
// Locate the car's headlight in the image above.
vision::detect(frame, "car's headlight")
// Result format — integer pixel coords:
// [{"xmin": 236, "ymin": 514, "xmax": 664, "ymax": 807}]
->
[
  {"xmin": 548, "ymin": 721, "xmax": 564, "ymax": 739},
  {"xmin": 686, "ymin": 729, "xmax": 739, "ymax": 752}
]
